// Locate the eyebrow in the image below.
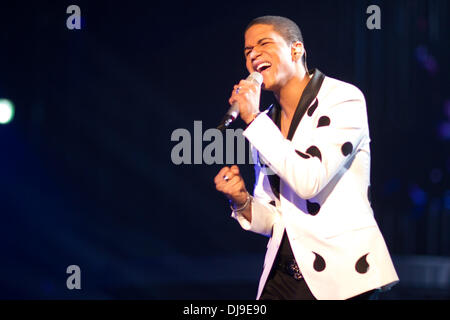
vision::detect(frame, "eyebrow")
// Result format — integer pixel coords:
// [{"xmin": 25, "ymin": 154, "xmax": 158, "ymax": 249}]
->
[{"xmin": 244, "ymin": 37, "xmax": 274, "ymax": 51}]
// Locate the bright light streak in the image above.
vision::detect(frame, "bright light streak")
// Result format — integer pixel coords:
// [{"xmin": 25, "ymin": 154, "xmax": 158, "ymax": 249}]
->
[{"xmin": 0, "ymin": 99, "xmax": 15, "ymax": 124}]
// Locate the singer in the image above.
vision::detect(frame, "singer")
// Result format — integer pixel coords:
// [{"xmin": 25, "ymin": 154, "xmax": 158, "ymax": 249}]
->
[{"xmin": 214, "ymin": 16, "xmax": 399, "ymax": 300}]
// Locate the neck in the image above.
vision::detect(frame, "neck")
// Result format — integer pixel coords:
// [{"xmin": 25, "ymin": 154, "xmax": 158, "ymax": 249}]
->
[{"xmin": 274, "ymin": 69, "xmax": 311, "ymax": 121}]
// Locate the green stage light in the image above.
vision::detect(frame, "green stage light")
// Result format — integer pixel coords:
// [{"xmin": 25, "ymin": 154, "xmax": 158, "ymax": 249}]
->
[{"xmin": 0, "ymin": 99, "xmax": 15, "ymax": 124}]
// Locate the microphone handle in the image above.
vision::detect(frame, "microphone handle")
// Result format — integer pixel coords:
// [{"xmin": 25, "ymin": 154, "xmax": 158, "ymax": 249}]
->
[
  {"xmin": 217, "ymin": 72, "xmax": 263, "ymax": 131},
  {"xmin": 217, "ymin": 102, "xmax": 239, "ymax": 131}
]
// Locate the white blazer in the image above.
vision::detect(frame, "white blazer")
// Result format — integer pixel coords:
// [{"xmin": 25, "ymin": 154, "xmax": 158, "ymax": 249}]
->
[{"xmin": 232, "ymin": 69, "xmax": 399, "ymax": 300}]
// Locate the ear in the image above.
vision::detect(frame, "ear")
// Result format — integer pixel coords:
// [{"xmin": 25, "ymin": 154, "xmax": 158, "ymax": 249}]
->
[{"xmin": 291, "ymin": 41, "xmax": 304, "ymax": 62}]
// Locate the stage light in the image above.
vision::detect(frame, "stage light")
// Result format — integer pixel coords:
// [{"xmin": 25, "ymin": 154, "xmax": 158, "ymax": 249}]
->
[
  {"xmin": 408, "ymin": 184, "xmax": 427, "ymax": 206},
  {"xmin": 415, "ymin": 45, "xmax": 438, "ymax": 75},
  {"xmin": 444, "ymin": 190, "xmax": 450, "ymax": 210},
  {"xmin": 0, "ymin": 99, "xmax": 15, "ymax": 124}
]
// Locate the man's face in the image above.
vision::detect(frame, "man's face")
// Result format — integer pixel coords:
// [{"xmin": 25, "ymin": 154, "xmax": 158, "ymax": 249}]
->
[{"xmin": 244, "ymin": 24, "xmax": 296, "ymax": 91}]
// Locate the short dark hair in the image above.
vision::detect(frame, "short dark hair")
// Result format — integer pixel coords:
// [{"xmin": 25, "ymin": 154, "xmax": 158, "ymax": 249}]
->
[
  {"xmin": 245, "ymin": 15, "xmax": 303, "ymax": 45},
  {"xmin": 245, "ymin": 15, "xmax": 308, "ymax": 70}
]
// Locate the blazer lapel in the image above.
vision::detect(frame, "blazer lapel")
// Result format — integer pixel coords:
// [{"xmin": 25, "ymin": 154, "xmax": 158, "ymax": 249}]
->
[
  {"xmin": 264, "ymin": 69, "xmax": 326, "ymax": 200},
  {"xmin": 287, "ymin": 69, "xmax": 325, "ymax": 140}
]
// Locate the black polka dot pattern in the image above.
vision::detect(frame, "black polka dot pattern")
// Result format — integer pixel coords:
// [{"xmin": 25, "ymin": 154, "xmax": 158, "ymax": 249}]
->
[
  {"xmin": 307, "ymin": 99, "xmax": 318, "ymax": 117},
  {"xmin": 355, "ymin": 253, "xmax": 370, "ymax": 274},
  {"xmin": 313, "ymin": 252, "xmax": 326, "ymax": 272},
  {"xmin": 306, "ymin": 200, "xmax": 321, "ymax": 215},
  {"xmin": 317, "ymin": 116, "xmax": 330, "ymax": 128},
  {"xmin": 269, "ymin": 200, "xmax": 276, "ymax": 207},
  {"xmin": 295, "ymin": 150, "xmax": 310, "ymax": 159},
  {"xmin": 341, "ymin": 142, "xmax": 353, "ymax": 156},
  {"xmin": 306, "ymin": 146, "xmax": 322, "ymax": 162}
]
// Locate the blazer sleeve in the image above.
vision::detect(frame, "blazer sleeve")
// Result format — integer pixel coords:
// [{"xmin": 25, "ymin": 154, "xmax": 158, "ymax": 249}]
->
[
  {"xmin": 243, "ymin": 86, "xmax": 369, "ymax": 200},
  {"xmin": 231, "ymin": 146, "xmax": 281, "ymax": 237}
]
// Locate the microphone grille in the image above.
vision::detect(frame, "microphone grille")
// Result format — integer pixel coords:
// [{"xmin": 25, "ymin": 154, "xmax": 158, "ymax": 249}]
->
[{"xmin": 248, "ymin": 72, "xmax": 264, "ymax": 85}]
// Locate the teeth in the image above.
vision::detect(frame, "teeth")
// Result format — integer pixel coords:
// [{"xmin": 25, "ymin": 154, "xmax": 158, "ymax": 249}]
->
[{"xmin": 256, "ymin": 62, "xmax": 271, "ymax": 72}]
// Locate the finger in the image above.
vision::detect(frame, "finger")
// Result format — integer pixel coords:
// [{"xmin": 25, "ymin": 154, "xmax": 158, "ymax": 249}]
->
[
  {"xmin": 227, "ymin": 175, "xmax": 241, "ymax": 187},
  {"xmin": 216, "ymin": 170, "xmax": 240, "ymax": 190},
  {"xmin": 230, "ymin": 165, "xmax": 240, "ymax": 175},
  {"xmin": 216, "ymin": 170, "xmax": 235, "ymax": 185},
  {"xmin": 231, "ymin": 86, "xmax": 249, "ymax": 96},
  {"xmin": 216, "ymin": 171, "xmax": 233, "ymax": 186},
  {"xmin": 214, "ymin": 167, "xmax": 230, "ymax": 184},
  {"xmin": 214, "ymin": 170, "xmax": 228, "ymax": 185},
  {"xmin": 234, "ymin": 82, "xmax": 254, "ymax": 93},
  {"xmin": 218, "ymin": 166, "xmax": 230, "ymax": 175},
  {"xmin": 233, "ymin": 84, "xmax": 245, "ymax": 96},
  {"xmin": 235, "ymin": 82, "xmax": 250, "ymax": 89},
  {"xmin": 228, "ymin": 94, "xmax": 244, "ymax": 107},
  {"xmin": 216, "ymin": 176, "xmax": 239, "ymax": 193},
  {"xmin": 228, "ymin": 95, "xmax": 237, "ymax": 106},
  {"xmin": 223, "ymin": 172, "xmax": 235, "ymax": 182},
  {"xmin": 229, "ymin": 88, "xmax": 242, "ymax": 101},
  {"xmin": 238, "ymin": 80, "xmax": 251, "ymax": 86},
  {"xmin": 215, "ymin": 180, "xmax": 229, "ymax": 192},
  {"xmin": 238, "ymin": 80, "xmax": 257, "ymax": 90},
  {"xmin": 238, "ymin": 80, "xmax": 259, "ymax": 93},
  {"xmin": 230, "ymin": 87, "xmax": 253, "ymax": 98},
  {"xmin": 222, "ymin": 176, "xmax": 242, "ymax": 194}
]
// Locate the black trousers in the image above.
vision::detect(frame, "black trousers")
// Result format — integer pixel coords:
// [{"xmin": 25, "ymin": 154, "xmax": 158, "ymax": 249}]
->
[{"xmin": 260, "ymin": 266, "xmax": 380, "ymax": 300}]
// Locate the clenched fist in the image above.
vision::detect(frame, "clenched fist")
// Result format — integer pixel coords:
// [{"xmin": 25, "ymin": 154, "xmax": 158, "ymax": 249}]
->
[{"xmin": 214, "ymin": 165, "xmax": 249, "ymax": 208}]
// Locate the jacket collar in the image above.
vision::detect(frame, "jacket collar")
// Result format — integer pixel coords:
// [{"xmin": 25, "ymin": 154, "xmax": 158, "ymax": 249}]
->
[{"xmin": 267, "ymin": 68, "xmax": 325, "ymax": 141}]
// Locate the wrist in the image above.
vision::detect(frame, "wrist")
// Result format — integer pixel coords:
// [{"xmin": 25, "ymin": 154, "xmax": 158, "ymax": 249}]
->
[
  {"xmin": 245, "ymin": 112, "xmax": 260, "ymax": 126},
  {"xmin": 229, "ymin": 192, "xmax": 252, "ymax": 212}
]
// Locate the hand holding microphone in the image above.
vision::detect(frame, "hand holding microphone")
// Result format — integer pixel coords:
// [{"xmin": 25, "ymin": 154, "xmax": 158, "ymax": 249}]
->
[{"xmin": 217, "ymin": 72, "xmax": 263, "ymax": 131}]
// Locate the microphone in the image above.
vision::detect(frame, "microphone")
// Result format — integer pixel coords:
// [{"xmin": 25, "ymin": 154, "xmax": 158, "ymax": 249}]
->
[{"xmin": 217, "ymin": 72, "xmax": 263, "ymax": 131}]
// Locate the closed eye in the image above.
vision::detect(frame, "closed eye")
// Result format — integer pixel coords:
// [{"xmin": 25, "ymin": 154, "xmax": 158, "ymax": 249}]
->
[{"xmin": 244, "ymin": 38, "xmax": 273, "ymax": 57}]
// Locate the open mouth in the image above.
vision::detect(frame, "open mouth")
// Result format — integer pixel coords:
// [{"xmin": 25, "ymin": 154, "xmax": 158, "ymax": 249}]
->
[{"xmin": 255, "ymin": 61, "xmax": 272, "ymax": 73}]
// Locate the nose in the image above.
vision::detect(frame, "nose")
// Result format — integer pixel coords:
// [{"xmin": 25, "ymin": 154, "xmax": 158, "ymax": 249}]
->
[{"xmin": 248, "ymin": 46, "xmax": 262, "ymax": 61}]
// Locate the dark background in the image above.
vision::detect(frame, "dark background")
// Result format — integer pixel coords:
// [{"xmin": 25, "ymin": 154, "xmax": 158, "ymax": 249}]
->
[{"xmin": 0, "ymin": 0, "xmax": 448, "ymax": 299}]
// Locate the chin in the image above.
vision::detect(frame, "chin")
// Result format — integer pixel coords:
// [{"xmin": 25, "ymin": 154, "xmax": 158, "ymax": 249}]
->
[
  {"xmin": 261, "ymin": 73, "xmax": 277, "ymax": 91},
  {"xmin": 262, "ymin": 82, "xmax": 276, "ymax": 92}
]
